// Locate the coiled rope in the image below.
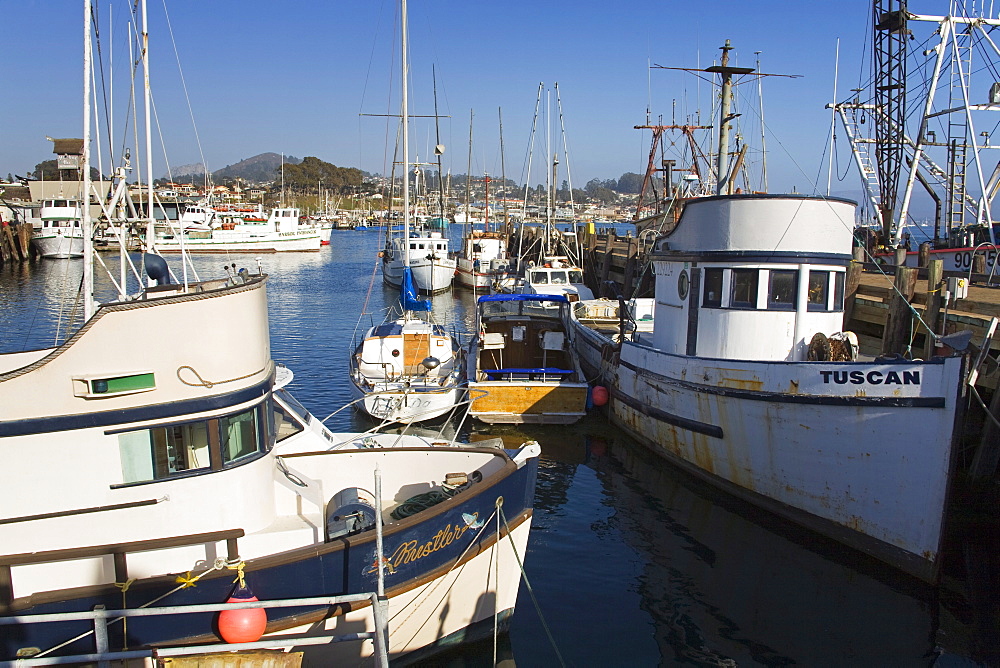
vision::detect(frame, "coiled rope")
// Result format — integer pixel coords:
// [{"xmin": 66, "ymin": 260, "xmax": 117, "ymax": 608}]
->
[{"xmin": 390, "ymin": 483, "xmax": 463, "ymax": 520}]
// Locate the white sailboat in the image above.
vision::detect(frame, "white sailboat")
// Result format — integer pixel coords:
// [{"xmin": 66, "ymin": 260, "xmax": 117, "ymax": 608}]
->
[
  {"xmin": 1, "ymin": 3, "xmax": 539, "ymax": 663},
  {"xmin": 350, "ymin": 0, "xmax": 465, "ymax": 424}
]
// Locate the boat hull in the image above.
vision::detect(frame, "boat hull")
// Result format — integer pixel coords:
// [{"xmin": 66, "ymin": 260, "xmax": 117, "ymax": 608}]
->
[
  {"xmin": 154, "ymin": 233, "xmax": 321, "ymax": 253},
  {"xmin": 32, "ymin": 232, "xmax": 83, "ymax": 259},
  {"xmin": 2, "ymin": 447, "xmax": 538, "ymax": 663},
  {"xmin": 383, "ymin": 257, "xmax": 456, "ymax": 294},
  {"xmin": 468, "ymin": 380, "xmax": 588, "ymax": 424},
  {"xmin": 574, "ymin": 320, "xmax": 963, "ymax": 582}
]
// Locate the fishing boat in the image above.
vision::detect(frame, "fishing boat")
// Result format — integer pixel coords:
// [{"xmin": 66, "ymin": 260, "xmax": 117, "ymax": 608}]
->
[
  {"xmin": 153, "ymin": 206, "xmax": 321, "ymax": 253},
  {"xmin": 467, "ymin": 293, "xmax": 589, "ymax": 424},
  {"xmin": 455, "ymin": 230, "xmax": 513, "ymax": 292},
  {"xmin": 351, "ymin": 0, "xmax": 465, "ymax": 424},
  {"xmin": 32, "ymin": 197, "xmax": 84, "ymax": 259},
  {"xmin": 0, "ymin": 4, "xmax": 540, "ymax": 663},
  {"xmin": 572, "ymin": 42, "xmax": 969, "ymax": 583},
  {"xmin": 381, "ymin": 230, "xmax": 456, "ymax": 293}
]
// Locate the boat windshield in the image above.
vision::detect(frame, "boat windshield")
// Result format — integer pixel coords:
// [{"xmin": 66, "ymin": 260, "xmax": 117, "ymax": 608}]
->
[{"xmin": 273, "ymin": 389, "xmax": 309, "ymax": 441}]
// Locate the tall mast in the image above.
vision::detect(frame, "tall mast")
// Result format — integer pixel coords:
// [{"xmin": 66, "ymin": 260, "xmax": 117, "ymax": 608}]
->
[
  {"xmin": 705, "ymin": 40, "xmax": 754, "ymax": 195},
  {"xmin": 141, "ymin": 0, "xmax": 154, "ymax": 255},
  {"xmin": 432, "ymin": 66, "xmax": 446, "ymax": 223},
  {"xmin": 464, "ymin": 109, "xmax": 473, "ymax": 234},
  {"xmin": 499, "ymin": 107, "xmax": 510, "ymax": 235},
  {"xmin": 83, "ymin": 0, "xmax": 94, "ymax": 318},
  {"xmin": 401, "ymin": 0, "xmax": 410, "ymax": 268}
]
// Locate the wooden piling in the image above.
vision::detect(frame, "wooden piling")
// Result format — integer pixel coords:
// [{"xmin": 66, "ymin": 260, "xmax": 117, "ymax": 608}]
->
[
  {"xmin": 881, "ymin": 265, "xmax": 919, "ymax": 356},
  {"xmin": 922, "ymin": 259, "xmax": 944, "ymax": 359},
  {"xmin": 918, "ymin": 242, "xmax": 931, "ymax": 267}
]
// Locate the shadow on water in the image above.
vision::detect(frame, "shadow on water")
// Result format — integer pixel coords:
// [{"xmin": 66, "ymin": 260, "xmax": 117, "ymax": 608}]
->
[{"xmin": 460, "ymin": 416, "xmax": 995, "ymax": 667}]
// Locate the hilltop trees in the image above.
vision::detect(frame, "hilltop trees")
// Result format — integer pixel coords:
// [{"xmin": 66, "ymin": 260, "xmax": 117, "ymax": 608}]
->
[{"xmin": 279, "ymin": 156, "xmax": 363, "ymax": 194}]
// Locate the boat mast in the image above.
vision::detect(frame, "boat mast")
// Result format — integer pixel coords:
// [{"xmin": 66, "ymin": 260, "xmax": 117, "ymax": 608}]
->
[
  {"xmin": 401, "ymin": 0, "xmax": 410, "ymax": 270},
  {"xmin": 83, "ymin": 0, "xmax": 94, "ymax": 319},
  {"xmin": 432, "ymin": 66, "xmax": 446, "ymax": 224},
  {"xmin": 141, "ymin": 0, "xmax": 155, "ymax": 260},
  {"xmin": 499, "ymin": 107, "xmax": 510, "ymax": 235},
  {"xmin": 464, "ymin": 109, "xmax": 473, "ymax": 234}
]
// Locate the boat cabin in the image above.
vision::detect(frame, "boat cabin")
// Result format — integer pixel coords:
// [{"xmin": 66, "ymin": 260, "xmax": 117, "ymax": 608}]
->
[
  {"xmin": 389, "ymin": 232, "xmax": 450, "ymax": 262},
  {"xmin": 522, "ymin": 259, "xmax": 594, "ymax": 301},
  {"xmin": 647, "ymin": 194, "xmax": 855, "ymax": 362},
  {"xmin": 355, "ymin": 320, "xmax": 458, "ymax": 382},
  {"xmin": 267, "ymin": 207, "xmax": 302, "ymax": 233},
  {"xmin": 474, "ymin": 294, "xmax": 576, "ymax": 382},
  {"xmin": 39, "ymin": 199, "xmax": 81, "ymax": 223}
]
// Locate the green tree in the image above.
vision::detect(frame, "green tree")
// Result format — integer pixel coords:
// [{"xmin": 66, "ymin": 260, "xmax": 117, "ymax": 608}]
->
[{"xmin": 279, "ymin": 156, "xmax": 363, "ymax": 194}]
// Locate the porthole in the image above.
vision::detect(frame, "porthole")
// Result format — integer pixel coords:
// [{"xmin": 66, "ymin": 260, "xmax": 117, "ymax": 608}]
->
[{"xmin": 678, "ymin": 270, "xmax": 690, "ymax": 300}]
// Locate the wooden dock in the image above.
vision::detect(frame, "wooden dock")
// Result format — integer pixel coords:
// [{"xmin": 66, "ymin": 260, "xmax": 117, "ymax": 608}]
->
[{"xmin": 0, "ymin": 223, "xmax": 33, "ymax": 265}]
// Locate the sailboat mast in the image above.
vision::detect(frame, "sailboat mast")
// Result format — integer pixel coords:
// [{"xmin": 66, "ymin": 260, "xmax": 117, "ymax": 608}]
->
[
  {"xmin": 499, "ymin": 107, "xmax": 510, "ymax": 235},
  {"xmin": 401, "ymin": 0, "xmax": 410, "ymax": 268},
  {"xmin": 83, "ymin": 0, "xmax": 94, "ymax": 319},
  {"xmin": 464, "ymin": 109, "xmax": 473, "ymax": 234},
  {"xmin": 432, "ymin": 66, "xmax": 446, "ymax": 222},
  {"xmin": 141, "ymin": 0, "xmax": 154, "ymax": 255}
]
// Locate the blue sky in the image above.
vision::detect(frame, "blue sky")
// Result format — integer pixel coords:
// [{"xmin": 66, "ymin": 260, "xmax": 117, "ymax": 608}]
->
[{"xmin": 0, "ymin": 0, "xmax": 876, "ymax": 194}]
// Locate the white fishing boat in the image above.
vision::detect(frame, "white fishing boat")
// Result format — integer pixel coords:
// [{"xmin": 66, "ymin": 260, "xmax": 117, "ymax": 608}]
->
[
  {"xmin": 0, "ymin": 4, "xmax": 540, "ymax": 663},
  {"xmin": 381, "ymin": 230, "xmax": 456, "ymax": 293},
  {"xmin": 351, "ymin": 0, "xmax": 465, "ymax": 424},
  {"xmin": 572, "ymin": 43, "xmax": 969, "ymax": 583},
  {"xmin": 153, "ymin": 206, "xmax": 321, "ymax": 253},
  {"xmin": 455, "ymin": 230, "xmax": 513, "ymax": 291},
  {"xmin": 467, "ymin": 293, "xmax": 589, "ymax": 424},
  {"xmin": 495, "ymin": 256, "xmax": 595, "ymax": 300},
  {"xmin": 32, "ymin": 197, "xmax": 84, "ymax": 259}
]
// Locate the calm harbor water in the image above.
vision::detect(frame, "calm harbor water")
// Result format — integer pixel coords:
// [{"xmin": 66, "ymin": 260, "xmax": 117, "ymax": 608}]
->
[{"xmin": 0, "ymin": 229, "xmax": 994, "ymax": 666}]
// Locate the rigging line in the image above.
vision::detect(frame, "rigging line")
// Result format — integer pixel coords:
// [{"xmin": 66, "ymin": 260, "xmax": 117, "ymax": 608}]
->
[
  {"xmin": 89, "ymin": 4, "xmax": 114, "ymax": 168},
  {"xmin": 160, "ymin": 0, "xmax": 209, "ymax": 189}
]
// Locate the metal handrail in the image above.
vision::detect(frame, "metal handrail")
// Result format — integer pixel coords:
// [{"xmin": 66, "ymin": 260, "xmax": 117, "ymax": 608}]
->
[{"xmin": 0, "ymin": 593, "xmax": 389, "ymax": 668}]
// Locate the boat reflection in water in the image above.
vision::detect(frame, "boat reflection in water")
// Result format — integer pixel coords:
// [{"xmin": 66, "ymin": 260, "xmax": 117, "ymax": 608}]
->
[{"xmin": 455, "ymin": 423, "xmax": 981, "ymax": 666}]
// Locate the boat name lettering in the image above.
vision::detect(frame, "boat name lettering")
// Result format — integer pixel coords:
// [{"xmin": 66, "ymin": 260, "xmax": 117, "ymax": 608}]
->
[
  {"xmin": 387, "ymin": 517, "xmax": 475, "ymax": 568},
  {"xmin": 819, "ymin": 370, "xmax": 920, "ymax": 385}
]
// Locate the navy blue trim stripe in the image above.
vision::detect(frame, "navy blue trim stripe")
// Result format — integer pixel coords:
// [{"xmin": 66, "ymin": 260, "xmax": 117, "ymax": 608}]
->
[
  {"xmin": 651, "ymin": 250, "xmax": 852, "ymax": 265},
  {"xmin": 618, "ymin": 357, "xmax": 947, "ymax": 408},
  {"xmin": 610, "ymin": 386, "xmax": 724, "ymax": 438},
  {"xmin": 0, "ymin": 377, "xmax": 272, "ymax": 438}
]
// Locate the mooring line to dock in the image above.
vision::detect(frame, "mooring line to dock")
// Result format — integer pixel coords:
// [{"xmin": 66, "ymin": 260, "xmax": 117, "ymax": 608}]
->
[{"xmin": 500, "ymin": 505, "xmax": 566, "ymax": 668}]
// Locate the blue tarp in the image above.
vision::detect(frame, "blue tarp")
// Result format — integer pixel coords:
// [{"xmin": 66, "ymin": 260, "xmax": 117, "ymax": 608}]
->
[{"xmin": 401, "ymin": 266, "xmax": 432, "ymax": 312}]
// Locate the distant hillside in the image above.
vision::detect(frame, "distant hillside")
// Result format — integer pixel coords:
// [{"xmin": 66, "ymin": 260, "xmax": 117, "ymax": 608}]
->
[
  {"xmin": 162, "ymin": 153, "xmax": 301, "ymax": 186},
  {"xmin": 214, "ymin": 153, "xmax": 300, "ymax": 184}
]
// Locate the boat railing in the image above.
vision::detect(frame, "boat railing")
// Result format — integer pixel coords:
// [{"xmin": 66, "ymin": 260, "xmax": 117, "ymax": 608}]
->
[
  {"xmin": 0, "ymin": 529, "xmax": 245, "ymax": 613},
  {"xmin": 0, "ymin": 591, "xmax": 389, "ymax": 667}
]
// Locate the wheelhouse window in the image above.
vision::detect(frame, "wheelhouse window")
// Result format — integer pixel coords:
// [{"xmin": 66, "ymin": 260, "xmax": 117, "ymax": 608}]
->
[
  {"xmin": 549, "ymin": 271, "xmax": 568, "ymax": 284},
  {"xmin": 731, "ymin": 269, "xmax": 759, "ymax": 309},
  {"xmin": 768, "ymin": 270, "xmax": 798, "ymax": 310},
  {"xmin": 569, "ymin": 270, "xmax": 584, "ymax": 283},
  {"xmin": 703, "ymin": 268, "xmax": 724, "ymax": 307},
  {"xmin": 807, "ymin": 271, "xmax": 829, "ymax": 311},
  {"xmin": 833, "ymin": 271, "xmax": 845, "ymax": 310},
  {"xmin": 117, "ymin": 404, "xmax": 268, "ymax": 485}
]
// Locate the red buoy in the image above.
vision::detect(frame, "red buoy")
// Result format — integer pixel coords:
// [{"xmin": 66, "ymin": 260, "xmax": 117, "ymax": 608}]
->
[
  {"xmin": 591, "ymin": 385, "xmax": 609, "ymax": 407},
  {"xmin": 218, "ymin": 585, "xmax": 267, "ymax": 644}
]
